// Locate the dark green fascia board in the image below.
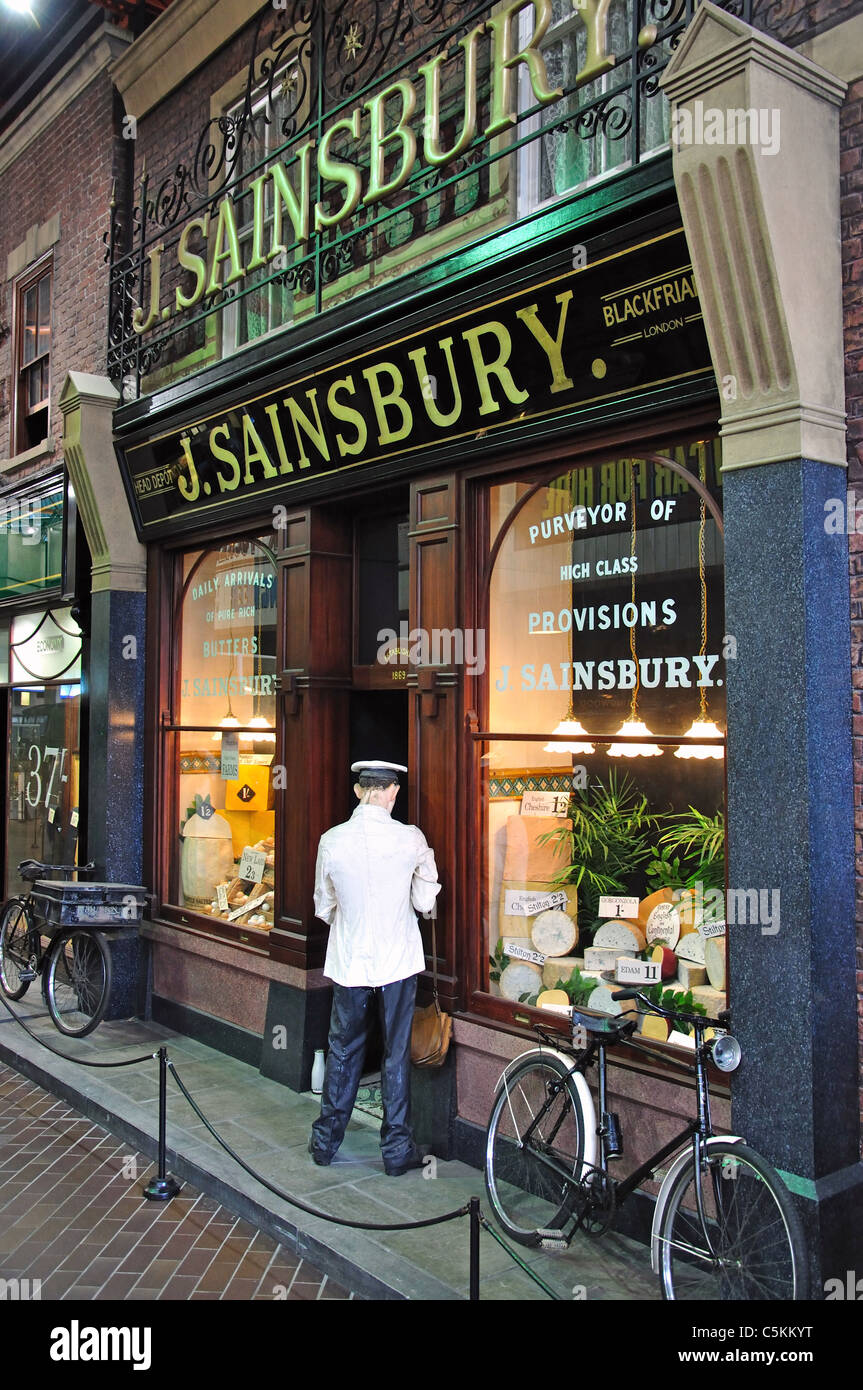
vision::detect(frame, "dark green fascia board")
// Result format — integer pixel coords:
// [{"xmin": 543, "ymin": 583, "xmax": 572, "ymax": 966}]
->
[
  {"xmin": 128, "ymin": 373, "xmax": 719, "ymax": 544},
  {"xmin": 113, "ymin": 155, "xmax": 678, "ymax": 438}
]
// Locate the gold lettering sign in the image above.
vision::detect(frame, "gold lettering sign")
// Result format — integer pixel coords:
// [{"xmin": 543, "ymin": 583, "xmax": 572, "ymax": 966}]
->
[{"xmin": 134, "ymin": 0, "xmax": 625, "ymax": 335}]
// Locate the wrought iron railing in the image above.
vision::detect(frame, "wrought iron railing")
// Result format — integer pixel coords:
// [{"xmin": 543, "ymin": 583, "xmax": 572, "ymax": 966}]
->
[{"xmin": 105, "ymin": 0, "xmax": 750, "ymax": 401}]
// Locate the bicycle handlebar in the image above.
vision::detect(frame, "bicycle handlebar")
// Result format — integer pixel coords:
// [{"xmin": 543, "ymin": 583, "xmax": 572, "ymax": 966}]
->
[{"xmin": 611, "ymin": 986, "xmax": 730, "ymax": 1033}]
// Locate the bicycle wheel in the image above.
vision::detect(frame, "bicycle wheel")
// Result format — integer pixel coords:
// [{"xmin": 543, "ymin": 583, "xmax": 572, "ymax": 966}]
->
[
  {"xmin": 656, "ymin": 1141, "xmax": 809, "ymax": 1300},
  {"xmin": 45, "ymin": 930, "xmax": 112, "ymax": 1037},
  {"xmin": 485, "ymin": 1054, "xmax": 587, "ymax": 1245},
  {"xmin": 0, "ymin": 901, "xmax": 37, "ymax": 1000}
]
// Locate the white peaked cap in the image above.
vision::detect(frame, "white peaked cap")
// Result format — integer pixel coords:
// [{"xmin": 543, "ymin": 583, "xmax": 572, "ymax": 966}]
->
[{"xmin": 350, "ymin": 760, "xmax": 408, "ymax": 774}]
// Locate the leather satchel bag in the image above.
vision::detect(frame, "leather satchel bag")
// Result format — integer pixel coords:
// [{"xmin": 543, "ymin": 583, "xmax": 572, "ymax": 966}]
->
[{"xmin": 411, "ymin": 906, "xmax": 452, "ymax": 1067}]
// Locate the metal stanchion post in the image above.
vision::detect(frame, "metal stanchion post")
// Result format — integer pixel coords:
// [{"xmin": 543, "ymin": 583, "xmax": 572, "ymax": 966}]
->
[
  {"xmin": 469, "ymin": 1196, "xmax": 480, "ymax": 1300},
  {"xmin": 143, "ymin": 1047, "xmax": 181, "ymax": 1201}
]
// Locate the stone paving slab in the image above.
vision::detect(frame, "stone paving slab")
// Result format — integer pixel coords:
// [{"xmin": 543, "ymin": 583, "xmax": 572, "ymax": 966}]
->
[{"xmin": 0, "ymin": 1001, "xmax": 659, "ymax": 1301}]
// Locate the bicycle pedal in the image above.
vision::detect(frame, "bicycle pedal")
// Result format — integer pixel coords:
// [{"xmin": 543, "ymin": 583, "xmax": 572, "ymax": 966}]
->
[
  {"xmin": 537, "ymin": 1229, "xmax": 569, "ymax": 1250},
  {"xmin": 19, "ymin": 970, "xmax": 36, "ymax": 983}
]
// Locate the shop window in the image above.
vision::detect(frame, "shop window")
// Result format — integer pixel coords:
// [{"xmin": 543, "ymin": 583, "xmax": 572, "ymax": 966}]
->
[
  {"xmin": 355, "ymin": 511, "xmax": 410, "ymax": 665},
  {"xmin": 477, "ymin": 443, "xmax": 726, "ymax": 1045},
  {"xmin": 168, "ymin": 536, "xmax": 278, "ymax": 933},
  {"xmin": 7, "ymin": 607, "xmax": 82, "ymax": 898},
  {"xmin": 14, "ymin": 259, "xmax": 52, "ymax": 453},
  {"xmin": 517, "ymin": 0, "xmax": 670, "ymax": 213}
]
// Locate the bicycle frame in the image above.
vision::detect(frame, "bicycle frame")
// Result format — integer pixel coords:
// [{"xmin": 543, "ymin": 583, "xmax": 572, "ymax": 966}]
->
[{"xmin": 519, "ymin": 1021, "xmax": 735, "ymax": 1258}]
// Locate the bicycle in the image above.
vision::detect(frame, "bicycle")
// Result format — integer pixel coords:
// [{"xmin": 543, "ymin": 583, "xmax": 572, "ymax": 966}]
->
[
  {"xmin": 0, "ymin": 859, "xmax": 110, "ymax": 1038},
  {"xmin": 484, "ymin": 985, "xmax": 809, "ymax": 1300}
]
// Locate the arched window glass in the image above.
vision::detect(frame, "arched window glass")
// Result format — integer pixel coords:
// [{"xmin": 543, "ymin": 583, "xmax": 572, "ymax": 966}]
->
[{"xmin": 479, "ymin": 442, "xmax": 727, "ymax": 1038}]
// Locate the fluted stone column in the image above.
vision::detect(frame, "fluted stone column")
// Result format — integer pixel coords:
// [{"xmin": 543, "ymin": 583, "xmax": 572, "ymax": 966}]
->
[{"xmin": 662, "ymin": 4, "xmax": 861, "ymax": 1287}]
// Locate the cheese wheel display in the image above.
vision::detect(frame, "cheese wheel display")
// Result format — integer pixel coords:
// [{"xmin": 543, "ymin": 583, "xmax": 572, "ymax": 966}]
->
[
  {"xmin": 531, "ymin": 909, "xmax": 577, "ymax": 957},
  {"xmin": 644, "ymin": 901, "xmax": 681, "ymax": 948},
  {"xmin": 637, "ymin": 887, "xmax": 674, "ymax": 931},
  {"xmin": 651, "ymin": 945, "xmax": 678, "ymax": 980},
  {"xmin": 499, "ymin": 960, "xmax": 543, "ymax": 1001},
  {"xmin": 537, "ymin": 989, "xmax": 571, "ymax": 1012},
  {"xmin": 497, "ymin": 880, "xmax": 578, "ymax": 940},
  {"xmin": 673, "ymin": 887, "xmax": 700, "ymax": 937},
  {"xmin": 584, "ymin": 945, "xmax": 635, "ymax": 973},
  {"xmin": 704, "ymin": 937, "xmax": 727, "ymax": 991},
  {"xmin": 586, "ymin": 984, "xmax": 637, "ymax": 1017},
  {"xmin": 593, "ymin": 918, "xmax": 646, "ymax": 953}
]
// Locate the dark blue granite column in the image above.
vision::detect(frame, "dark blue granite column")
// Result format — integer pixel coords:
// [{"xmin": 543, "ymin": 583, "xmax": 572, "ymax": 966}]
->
[
  {"xmin": 86, "ymin": 588, "xmax": 146, "ymax": 885},
  {"xmin": 723, "ymin": 456, "xmax": 863, "ymax": 1282}
]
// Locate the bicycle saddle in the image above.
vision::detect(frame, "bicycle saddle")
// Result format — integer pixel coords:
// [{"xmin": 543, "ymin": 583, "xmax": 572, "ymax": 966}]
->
[
  {"xmin": 571, "ymin": 1008, "xmax": 637, "ymax": 1040},
  {"xmin": 18, "ymin": 859, "xmax": 48, "ymax": 883}
]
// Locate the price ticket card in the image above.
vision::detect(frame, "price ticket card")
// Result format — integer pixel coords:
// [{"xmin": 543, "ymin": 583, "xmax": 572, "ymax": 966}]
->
[
  {"xmin": 503, "ymin": 941, "xmax": 546, "ymax": 966},
  {"xmin": 238, "ymin": 847, "xmax": 267, "ymax": 883},
  {"xmin": 598, "ymin": 895, "xmax": 640, "ymax": 920},
  {"xmin": 701, "ymin": 918, "xmax": 726, "ymax": 938},
  {"xmin": 220, "ymin": 732, "xmax": 240, "ymax": 782},
  {"xmin": 216, "ymin": 883, "xmax": 229, "ymax": 912},
  {"xmin": 616, "ymin": 956, "xmax": 662, "ymax": 985},
  {"xmin": 70, "ymin": 809, "xmax": 79, "ymax": 829},
  {"xmin": 47, "ymin": 808, "xmax": 55, "ymax": 824},
  {"xmin": 504, "ymin": 888, "xmax": 567, "ymax": 917},
  {"xmin": 520, "ymin": 791, "xmax": 570, "ymax": 817}
]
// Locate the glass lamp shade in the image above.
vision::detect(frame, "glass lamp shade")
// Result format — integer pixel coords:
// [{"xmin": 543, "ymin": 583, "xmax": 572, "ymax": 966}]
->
[
  {"xmin": 607, "ymin": 718, "xmax": 663, "ymax": 758},
  {"xmin": 543, "ymin": 716, "xmax": 594, "ymax": 755},
  {"xmin": 674, "ymin": 718, "xmax": 724, "ymax": 759},
  {"xmin": 241, "ymin": 714, "xmax": 276, "ymax": 745},
  {"xmin": 212, "ymin": 711, "xmax": 240, "ymax": 741}
]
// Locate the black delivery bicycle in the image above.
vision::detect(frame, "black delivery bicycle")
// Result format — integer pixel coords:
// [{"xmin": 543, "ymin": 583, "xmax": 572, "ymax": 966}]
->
[
  {"xmin": 0, "ymin": 859, "xmax": 110, "ymax": 1037},
  {"xmin": 484, "ymin": 987, "xmax": 809, "ymax": 1300}
]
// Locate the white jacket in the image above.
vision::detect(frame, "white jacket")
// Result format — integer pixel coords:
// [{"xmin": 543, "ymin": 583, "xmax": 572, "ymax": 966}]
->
[{"xmin": 314, "ymin": 804, "xmax": 441, "ymax": 987}]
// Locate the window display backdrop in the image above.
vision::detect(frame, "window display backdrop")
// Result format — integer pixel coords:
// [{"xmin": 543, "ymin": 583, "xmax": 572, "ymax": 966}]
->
[
  {"xmin": 173, "ymin": 537, "xmax": 278, "ymax": 932},
  {"xmin": 481, "ymin": 443, "xmax": 726, "ymax": 1043}
]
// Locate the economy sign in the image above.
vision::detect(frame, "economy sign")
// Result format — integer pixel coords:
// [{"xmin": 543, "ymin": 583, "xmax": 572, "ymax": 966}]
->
[{"xmin": 117, "ymin": 226, "xmax": 711, "ymax": 539}]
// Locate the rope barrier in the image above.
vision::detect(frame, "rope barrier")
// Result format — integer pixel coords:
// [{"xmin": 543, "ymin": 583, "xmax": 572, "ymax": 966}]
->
[
  {"xmin": 0, "ymin": 989, "xmax": 560, "ymax": 1298},
  {"xmin": 0, "ymin": 991, "xmax": 156, "ymax": 1068},
  {"xmin": 168, "ymin": 1057, "xmax": 471, "ymax": 1233}
]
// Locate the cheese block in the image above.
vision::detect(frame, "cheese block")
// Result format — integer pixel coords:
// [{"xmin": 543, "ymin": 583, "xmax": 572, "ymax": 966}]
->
[
  {"xmin": 593, "ymin": 919, "xmax": 646, "ymax": 953},
  {"xmin": 584, "ymin": 945, "xmax": 637, "ymax": 973},
  {"xmin": 499, "ymin": 960, "xmax": 543, "ymax": 1001},
  {"xmin": 675, "ymin": 960, "xmax": 707, "ymax": 990},
  {"xmin": 498, "ymin": 880, "xmax": 578, "ymax": 940},
  {"xmin": 537, "ymin": 989, "xmax": 571, "ymax": 1014},
  {"xmin": 531, "ymin": 908, "xmax": 577, "ymax": 957},
  {"xmin": 640, "ymin": 1012, "xmax": 671, "ymax": 1040},
  {"xmin": 691, "ymin": 984, "xmax": 727, "ymax": 1019},
  {"xmin": 676, "ymin": 931, "xmax": 707, "ymax": 965},
  {"xmin": 502, "ymin": 815, "xmax": 572, "ymax": 881},
  {"xmin": 542, "ymin": 955, "xmax": 581, "ymax": 989},
  {"xmin": 586, "ymin": 984, "xmax": 637, "ymax": 1017},
  {"xmin": 668, "ymin": 1030, "xmax": 696, "ymax": 1049},
  {"xmin": 704, "ymin": 937, "xmax": 727, "ymax": 991}
]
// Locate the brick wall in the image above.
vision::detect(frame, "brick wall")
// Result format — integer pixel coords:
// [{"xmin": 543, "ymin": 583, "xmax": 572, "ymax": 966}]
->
[{"xmin": 0, "ymin": 69, "xmax": 123, "ymax": 470}]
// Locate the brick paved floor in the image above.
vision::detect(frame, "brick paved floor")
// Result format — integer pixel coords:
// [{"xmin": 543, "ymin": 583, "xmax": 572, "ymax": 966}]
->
[{"xmin": 0, "ymin": 1063, "xmax": 358, "ymax": 1301}]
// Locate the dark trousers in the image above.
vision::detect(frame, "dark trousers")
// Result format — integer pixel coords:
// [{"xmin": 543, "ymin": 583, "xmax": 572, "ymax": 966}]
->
[{"xmin": 311, "ymin": 975, "xmax": 418, "ymax": 1167}]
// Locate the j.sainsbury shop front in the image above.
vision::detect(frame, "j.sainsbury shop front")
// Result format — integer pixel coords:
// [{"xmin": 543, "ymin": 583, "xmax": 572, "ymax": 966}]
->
[{"xmin": 66, "ymin": 0, "xmax": 859, "ymax": 1282}]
